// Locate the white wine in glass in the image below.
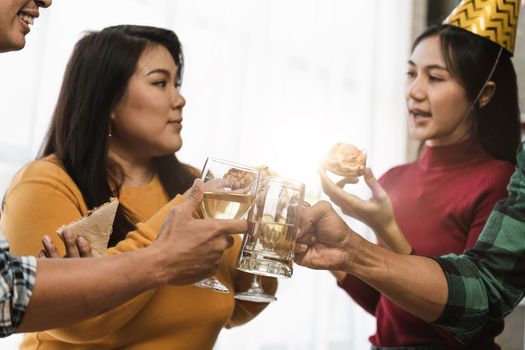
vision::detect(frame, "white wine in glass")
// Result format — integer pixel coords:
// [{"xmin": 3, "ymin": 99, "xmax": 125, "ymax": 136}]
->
[
  {"xmin": 201, "ymin": 192, "xmax": 254, "ymax": 220},
  {"xmin": 194, "ymin": 157, "xmax": 259, "ymax": 293}
]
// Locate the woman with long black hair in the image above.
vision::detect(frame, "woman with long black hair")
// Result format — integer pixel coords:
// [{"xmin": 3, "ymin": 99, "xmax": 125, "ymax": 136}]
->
[{"xmin": 1, "ymin": 25, "xmax": 276, "ymax": 349}]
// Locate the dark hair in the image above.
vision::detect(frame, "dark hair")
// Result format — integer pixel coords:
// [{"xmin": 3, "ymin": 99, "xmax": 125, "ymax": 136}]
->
[
  {"xmin": 412, "ymin": 25, "xmax": 521, "ymax": 163},
  {"xmin": 39, "ymin": 25, "xmax": 196, "ymax": 247}
]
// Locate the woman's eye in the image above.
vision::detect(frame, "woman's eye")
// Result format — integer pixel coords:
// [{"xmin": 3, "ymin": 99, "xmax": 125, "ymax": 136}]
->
[
  {"xmin": 406, "ymin": 71, "xmax": 416, "ymax": 79},
  {"xmin": 153, "ymin": 80, "xmax": 167, "ymax": 88},
  {"xmin": 429, "ymin": 76, "xmax": 443, "ymax": 82}
]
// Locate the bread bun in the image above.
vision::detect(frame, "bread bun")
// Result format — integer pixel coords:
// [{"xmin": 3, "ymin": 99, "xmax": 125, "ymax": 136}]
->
[
  {"xmin": 323, "ymin": 142, "xmax": 367, "ymax": 177},
  {"xmin": 257, "ymin": 165, "xmax": 279, "ymax": 178},
  {"xmin": 224, "ymin": 168, "xmax": 257, "ymax": 189},
  {"xmin": 56, "ymin": 198, "xmax": 119, "ymax": 257}
]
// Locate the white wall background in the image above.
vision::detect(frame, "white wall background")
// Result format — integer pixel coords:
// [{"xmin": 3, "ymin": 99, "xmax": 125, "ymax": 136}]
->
[{"xmin": 0, "ymin": 0, "xmax": 413, "ymax": 349}]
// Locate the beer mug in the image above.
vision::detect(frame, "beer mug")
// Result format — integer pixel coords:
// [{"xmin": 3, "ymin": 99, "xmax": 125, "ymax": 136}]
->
[{"xmin": 237, "ymin": 176, "xmax": 305, "ymax": 278}]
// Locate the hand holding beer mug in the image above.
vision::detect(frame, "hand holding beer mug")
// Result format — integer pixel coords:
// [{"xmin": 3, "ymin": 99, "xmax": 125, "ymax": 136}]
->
[
  {"xmin": 195, "ymin": 157, "xmax": 259, "ymax": 293},
  {"xmin": 237, "ymin": 177, "xmax": 305, "ymax": 279}
]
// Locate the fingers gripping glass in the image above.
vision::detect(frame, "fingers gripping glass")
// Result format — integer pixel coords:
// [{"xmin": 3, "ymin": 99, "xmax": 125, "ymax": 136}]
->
[{"xmin": 194, "ymin": 157, "xmax": 259, "ymax": 293}]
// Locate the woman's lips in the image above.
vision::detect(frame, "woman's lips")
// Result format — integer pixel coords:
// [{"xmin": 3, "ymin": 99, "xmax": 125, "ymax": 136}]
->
[
  {"xmin": 167, "ymin": 119, "xmax": 183, "ymax": 130},
  {"xmin": 410, "ymin": 113, "xmax": 432, "ymax": 126}
]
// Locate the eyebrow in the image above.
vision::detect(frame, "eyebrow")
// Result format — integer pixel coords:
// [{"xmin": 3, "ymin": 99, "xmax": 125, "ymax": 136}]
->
[
  {"xmin": 407, "ymin": 60, "xmax": 449, "ymax": 71},
  {"xmin": 146, "ymin": 68, "xmax": 172, "ymax": 77}
]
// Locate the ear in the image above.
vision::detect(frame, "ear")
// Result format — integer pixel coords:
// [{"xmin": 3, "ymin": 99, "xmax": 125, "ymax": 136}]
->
[{"xmin": 478, "ymin": 81, "xmax": 496, "ymax": 108}]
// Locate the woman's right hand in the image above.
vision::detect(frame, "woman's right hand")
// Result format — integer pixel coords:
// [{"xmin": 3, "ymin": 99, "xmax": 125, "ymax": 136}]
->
[
  {"xmin": 319, "ymin": 167, "xmax": 411, "ymax": 254},
  {"xmin": 39, "ymin": 230, "xmax": 93, "ymax": 258}
]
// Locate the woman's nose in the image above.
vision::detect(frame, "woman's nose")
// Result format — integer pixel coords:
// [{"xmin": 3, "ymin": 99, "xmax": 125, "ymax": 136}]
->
[
  {"xmin": 406, "ymin": 77, "xmax": 426, "ymax": 101},
  {"xmin": 171, "ymin": 90, "xmax": 186, "ymax": 109}
]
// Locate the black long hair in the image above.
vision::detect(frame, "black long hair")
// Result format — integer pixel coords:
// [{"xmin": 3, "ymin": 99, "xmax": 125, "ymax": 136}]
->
[
  {"xmin": 39, "ymin": 25, "xmax": 197, "ymax": 247},
  {"xmin": 412, "ymin": 25, "xmax": 521, "ymax": 163}
]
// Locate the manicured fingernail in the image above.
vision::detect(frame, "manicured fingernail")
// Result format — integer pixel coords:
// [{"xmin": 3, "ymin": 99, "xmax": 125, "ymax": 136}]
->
[{"xmin": 43, "ymin": 235, "xmax": 52, "ymax": 244}]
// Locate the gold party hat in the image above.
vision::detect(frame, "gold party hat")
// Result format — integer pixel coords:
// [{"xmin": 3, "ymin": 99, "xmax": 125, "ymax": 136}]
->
[{"xmin": 443, "ymin": 0, "xmax": 520, "ymax": 55}]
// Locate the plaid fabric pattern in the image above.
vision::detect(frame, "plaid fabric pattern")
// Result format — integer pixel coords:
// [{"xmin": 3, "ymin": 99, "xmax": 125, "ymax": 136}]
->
[
  {"xmin": 0, "ymin": 229, "xmax": 36, "ymax": 337},
  {"xmin": 432, "ymin": 142, "xmax": 525, "ymax": 342}
]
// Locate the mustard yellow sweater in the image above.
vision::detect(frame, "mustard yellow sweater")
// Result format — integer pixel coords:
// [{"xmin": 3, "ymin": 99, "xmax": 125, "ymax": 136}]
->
[{"xmin": 1, "ymin": 156, "xmax": 276, "ymax": 350}]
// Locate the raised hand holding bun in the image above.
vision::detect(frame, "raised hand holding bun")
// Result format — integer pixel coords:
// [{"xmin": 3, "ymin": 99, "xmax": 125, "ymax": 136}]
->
[{"xmin": 323, "ymin": 142, "xmax": 367, "ymax": 178}]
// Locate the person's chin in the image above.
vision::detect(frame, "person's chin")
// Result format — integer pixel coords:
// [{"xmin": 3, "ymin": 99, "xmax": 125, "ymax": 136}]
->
[
  {"xmin": 408, "ymin": 130, "xmax": 423, "ymax": 141},
  {"xmin": 163, "ymin": 141, "xmax": 183, "ymax": 155},
  {"xmin": 2, "ymin": 37, "xmax": 26, "ymax": 52},
  {"xmin": 408, "ymin": 125, "xmax": 432, "ymax": 142}
]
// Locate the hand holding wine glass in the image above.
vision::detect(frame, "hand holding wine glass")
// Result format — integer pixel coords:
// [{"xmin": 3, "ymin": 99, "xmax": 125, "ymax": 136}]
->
[{"xmin": 194, "ymin": 158, "xmax": 259, "ymax": 293}]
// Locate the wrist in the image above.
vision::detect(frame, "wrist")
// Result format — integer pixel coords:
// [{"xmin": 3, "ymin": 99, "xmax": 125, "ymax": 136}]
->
[
  {"xmin": 341, "ymin": 229, "xmax": 366, "ymax": 274},
  {"xmin": 374, "ymin": 220, "xmax": 412, "ymax": 254},
  {"xmin": 372, "ymin": 217, "xmax": 396, "ymax": 239},
  {"xmin": 133, "ymin": 244, "xmax": 171, "ymax": 289},
  {"xmin": 342, "ymin": 232, "xmax": 387, "ymax": 283},
  {"xmin": 331, "ymin": 270, "xmax": 347, "ymax": 283}
]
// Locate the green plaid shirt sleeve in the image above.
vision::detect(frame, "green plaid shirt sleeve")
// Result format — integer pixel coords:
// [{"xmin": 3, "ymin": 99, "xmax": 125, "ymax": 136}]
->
[
  {"xmin": 0, "ymin": 229, "xmax": 36, "ymax": 337},
  {"xmin": 431, "ymin": 141, "xmax": 525, "ymax": 342}
]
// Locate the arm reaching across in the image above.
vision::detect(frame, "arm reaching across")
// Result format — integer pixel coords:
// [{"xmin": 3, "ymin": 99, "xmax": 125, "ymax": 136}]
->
[
  {"xmin": 295, "ymin": 201, "xmax": 448, "ymax": 321},
  {"xmin": 15, "ymin": 179, "xmax": 246, "ymax": 334}
]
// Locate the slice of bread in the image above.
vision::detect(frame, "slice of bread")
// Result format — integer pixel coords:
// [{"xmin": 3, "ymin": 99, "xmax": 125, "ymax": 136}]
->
[{"xmin": 56, "ymin": 198, "xmax": 119, "ymax": 257}]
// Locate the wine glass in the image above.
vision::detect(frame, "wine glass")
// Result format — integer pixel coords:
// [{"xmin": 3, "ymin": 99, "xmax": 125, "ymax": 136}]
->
[
  {"xmin": 194, "ymin": 157, "xmax": 259, "ymax": 293},
  {"xmin": 234, "ymin": 274, "xmax": 276, "ymax": 303}
]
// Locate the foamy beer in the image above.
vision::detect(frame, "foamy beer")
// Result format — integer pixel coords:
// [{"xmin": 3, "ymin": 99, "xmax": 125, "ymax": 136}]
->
[{"xmin": 237, "ymin": 176, "xmax": 305, "ymax": 278}]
